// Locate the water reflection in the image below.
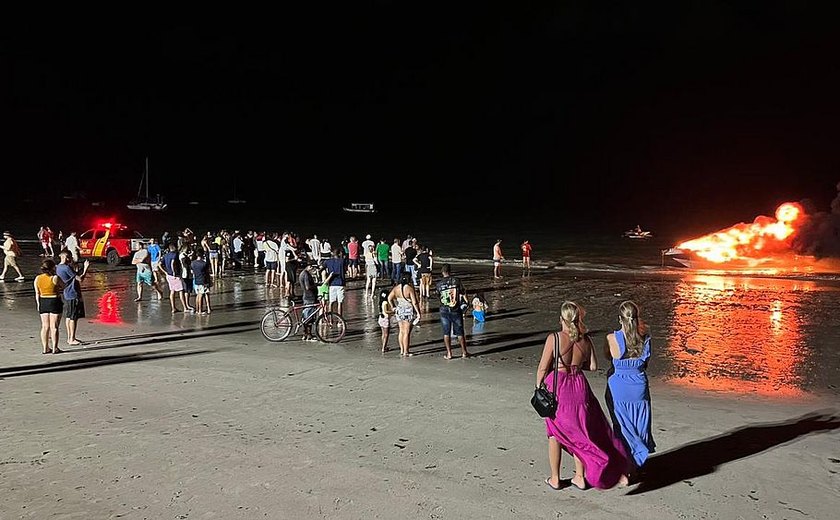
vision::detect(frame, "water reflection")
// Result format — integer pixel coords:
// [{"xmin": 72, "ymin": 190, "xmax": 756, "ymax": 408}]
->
[
  {"xmin": 97, "ymin": 290, "xmax": 123, "ymax": 324},
  {"xmin": 665, "ymin": 274, "xmax": 814, "ymax": 397}
]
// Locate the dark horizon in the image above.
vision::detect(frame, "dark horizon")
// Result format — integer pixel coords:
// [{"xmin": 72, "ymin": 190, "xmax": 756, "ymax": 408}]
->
[{"xmin": 3, "ymin": 5, "xmax": 840, "ymax": 234}]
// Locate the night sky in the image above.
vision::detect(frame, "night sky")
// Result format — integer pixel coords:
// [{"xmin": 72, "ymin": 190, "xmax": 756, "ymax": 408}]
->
[{"xmin": 3, "ymin": 5, "xmax": 840, "ymax": 234}]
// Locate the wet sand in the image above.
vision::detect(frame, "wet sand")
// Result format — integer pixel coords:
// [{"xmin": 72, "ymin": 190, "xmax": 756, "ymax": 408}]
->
[{"xmin": 1, "ymin": 252, "xmax": 839, "ymax": 519}]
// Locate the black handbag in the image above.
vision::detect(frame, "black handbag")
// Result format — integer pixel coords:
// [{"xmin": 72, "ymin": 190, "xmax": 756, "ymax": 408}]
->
[{"xmin": 531, "ymin": 332, "xmax": 560, "ymax": 417}]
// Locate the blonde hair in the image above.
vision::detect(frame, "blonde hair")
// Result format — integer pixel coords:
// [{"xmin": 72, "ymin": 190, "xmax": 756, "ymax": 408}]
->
[
  {"xmin": 618, "ymin": 300, "xmax": 644, "ymax": 357},
  {"xmin": 560, "ymin": 301, "xmax": 584, "ymax": 342}
]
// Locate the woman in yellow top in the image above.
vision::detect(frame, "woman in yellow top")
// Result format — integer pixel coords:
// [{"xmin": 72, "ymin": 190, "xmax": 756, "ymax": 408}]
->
[{"xmin": 34, "ymin": 258, "xmax": 64, "ymax": 354}]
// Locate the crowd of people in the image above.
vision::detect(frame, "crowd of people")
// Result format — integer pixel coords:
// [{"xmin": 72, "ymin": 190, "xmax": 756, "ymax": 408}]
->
[{"xmin": 6, "ymin": 224, "xmax": 656, "ymax": 492}]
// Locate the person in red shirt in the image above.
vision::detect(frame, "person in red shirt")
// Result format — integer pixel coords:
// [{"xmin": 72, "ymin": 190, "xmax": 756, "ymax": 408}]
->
[
  {"xmin": 347, "ymin": 236, "xmax": 360, "ymax": 279},
  {"xmin": 521, "ymin": 240, "xmax": 532, "ymax": 273}
]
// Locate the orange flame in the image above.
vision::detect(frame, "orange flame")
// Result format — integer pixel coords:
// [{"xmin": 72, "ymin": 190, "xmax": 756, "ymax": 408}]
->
[{"xmin": 677, "ymin": 202, "xmax": 807, "ymax": 263}]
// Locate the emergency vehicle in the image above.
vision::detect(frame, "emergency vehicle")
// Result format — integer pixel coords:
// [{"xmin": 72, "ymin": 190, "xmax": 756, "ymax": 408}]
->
[{"xmin": 78, "ymin": 222, "xmax": 146, "ymax": 266}]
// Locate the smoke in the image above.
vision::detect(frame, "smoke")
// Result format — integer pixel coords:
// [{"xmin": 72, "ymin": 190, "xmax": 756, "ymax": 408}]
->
[{"xmin": 791, "ymin": 182, "xmax": 840, "ymax": 258}]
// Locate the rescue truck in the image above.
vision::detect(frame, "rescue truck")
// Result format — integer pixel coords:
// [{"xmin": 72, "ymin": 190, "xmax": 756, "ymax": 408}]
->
[{"xmin": 78, "ymin": 222, "xmax": 147, "ymax": 266}]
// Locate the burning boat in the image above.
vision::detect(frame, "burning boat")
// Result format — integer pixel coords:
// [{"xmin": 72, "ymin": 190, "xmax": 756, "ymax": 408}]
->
[{"xmin": 663, "ymin": 202, "xmax": 812, "ymax": 270}]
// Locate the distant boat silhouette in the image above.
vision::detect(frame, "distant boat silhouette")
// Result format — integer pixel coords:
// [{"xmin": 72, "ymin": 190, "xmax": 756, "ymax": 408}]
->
[
  {"xmin": 342, "ymin": 202, "xmax": 376, "ymax": 213},
  {"xmin": 127, "ymin": 157, "xmax": 168, "ymax": 211},
  {"xmin": 227, "ymin": 180, "xmax": 246, "ymax": 204}
]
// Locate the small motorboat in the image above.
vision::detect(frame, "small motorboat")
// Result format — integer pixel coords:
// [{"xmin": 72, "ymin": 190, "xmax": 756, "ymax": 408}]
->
[
  {"xmin": 623, "ymin": 226, "xmax": 653, "ymax": 239},
  {"xmin": 342, "ymin": 202, "xmax": 376, "ymax": 213}
]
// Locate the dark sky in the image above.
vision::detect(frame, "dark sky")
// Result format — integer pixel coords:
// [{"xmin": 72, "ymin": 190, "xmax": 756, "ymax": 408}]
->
[{"xmin": 3, "ymin": 4, "xmax": 840, "ymax": 233}]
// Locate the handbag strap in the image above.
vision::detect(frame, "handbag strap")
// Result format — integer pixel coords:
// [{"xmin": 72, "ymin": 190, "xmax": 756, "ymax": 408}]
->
[{"xmin": 550, "ymin": 332, "xmax": 560, "ymax": 400}]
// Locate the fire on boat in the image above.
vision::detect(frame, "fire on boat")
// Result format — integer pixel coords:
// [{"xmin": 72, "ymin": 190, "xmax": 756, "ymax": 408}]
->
[{"xmin": 662, "ymin": 202, "xmax": 819, "ymax": 271}]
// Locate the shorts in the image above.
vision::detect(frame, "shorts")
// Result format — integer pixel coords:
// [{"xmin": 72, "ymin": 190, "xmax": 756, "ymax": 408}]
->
[
  {"xmin": 493, "ymin": 258, "xmax": 502, "ymax": 266},
  {"xmin": 136, "ymin": 270, "xmax": 154, "ymax": 286},
  {"xmin": 183, "ymin": 278, "xmax": 194, "ymax": 294},
  {"xmin": 265, "ymin": 261, "xmax": 278, "ymax": 271},
  {"xmin": 194, "ymin": 283, "xmax": 209, "ymax": 295},
  {"xmin": 366, "ymin": 263, "xmax": 377, "ymax": 277},
  {"xmin": 328, "ymin": 285, "xmax": 345, "ymax": 304},
  {"xmin": 38, "ymin": 297, "xmax": 63, "ymax": 314},
  {"xmin": 64, "ymin": 297, "xmax": 86, "ymax": 320},
  {"xmin": 302, "ymin": 298, "xmax": 318, "ymax": 321},
  {"xmin": 166, "ymin": 274, "xmax": 184, "ymax": 292},
  {"xmin": 209, "ymin": 251, "xmax": 219, "ymax": 259},
  {"xmin": 349, "ymin": 258, "xmax": 359, "ymax": 267},
  {"xmin": 151, "ymin": 260, "xmax": 161, "ymax": 271},
  {"xmin": 439, "ymin": 306, "xmax": 464, "ymax": 337},
  {"xmin": 395, "ymin": 303, "xmax": 415, "ymax": 322},
  {"xmin": 378, "ymin": 316, "xmax": 392, "ymax": 328},
  {"xmin": 4, "ymin": 256, "xmax": 18, "ymax": 268}
]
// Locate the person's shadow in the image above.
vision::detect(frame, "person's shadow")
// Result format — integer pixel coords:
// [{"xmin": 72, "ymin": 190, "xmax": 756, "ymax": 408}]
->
[{"xmin": 627, "ymin": 410, "xmax": 840, "ymax": 495}]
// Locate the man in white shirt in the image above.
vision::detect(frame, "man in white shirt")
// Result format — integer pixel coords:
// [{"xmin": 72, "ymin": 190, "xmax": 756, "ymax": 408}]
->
[
  {"xmin": 263, "ymin": 233, "xmax": 280, "ymax": 287},
  {"xmin": 308, "ymin": 234, "xmax": 322, "ymax": 265},
  {"xmin": 63, "ymin": 231, "xmax": 81, "ymax": 262},
  {"xmin": 320, "ymin": 238, "xmax": 332, "ymax": 259},
  {"xmin": 390, "ymin": 238, "xmax": 404, "ymax": 283},
  {"xmin": 361, "ymin": 234, "xmax": 375, "ymax": 255}
]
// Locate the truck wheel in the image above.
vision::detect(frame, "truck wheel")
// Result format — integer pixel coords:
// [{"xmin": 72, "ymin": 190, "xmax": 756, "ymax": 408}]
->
[{"xmin": 106, "ymin": 249, "xmax": 122, "ymax": 266}]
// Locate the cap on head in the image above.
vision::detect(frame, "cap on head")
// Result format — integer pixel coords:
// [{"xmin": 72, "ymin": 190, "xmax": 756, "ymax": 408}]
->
[{"xmin": 365, "ymin": 234, "xmax": 371, "ymax": 239}]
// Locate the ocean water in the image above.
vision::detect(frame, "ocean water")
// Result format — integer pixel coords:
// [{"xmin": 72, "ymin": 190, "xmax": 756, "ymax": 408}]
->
[{"xmin": 5, "ymin": 200, "xmax": 687, "ymax": 271}]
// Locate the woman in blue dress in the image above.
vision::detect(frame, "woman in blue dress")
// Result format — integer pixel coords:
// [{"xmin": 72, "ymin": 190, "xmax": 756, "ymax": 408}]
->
[{"xmin": 605, "ymin": 300, "xmax": 656, "ymax": 472}]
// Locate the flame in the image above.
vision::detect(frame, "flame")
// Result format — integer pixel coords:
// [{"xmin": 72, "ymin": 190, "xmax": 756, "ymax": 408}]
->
[{"xmin": 677, "ymin": 202, "xmax": 807, "ymax": 263}]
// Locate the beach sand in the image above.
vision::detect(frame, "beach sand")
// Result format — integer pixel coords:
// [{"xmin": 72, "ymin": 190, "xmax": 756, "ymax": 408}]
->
[{"xmin": 1, "ymin": 253, "xmax": 838, "ymax": 519}]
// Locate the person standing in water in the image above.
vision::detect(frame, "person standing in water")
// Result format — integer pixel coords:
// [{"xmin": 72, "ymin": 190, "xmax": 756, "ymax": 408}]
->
[{"xmin": 492, "ymin": 239, "xmax": 504, "ymax": 279}]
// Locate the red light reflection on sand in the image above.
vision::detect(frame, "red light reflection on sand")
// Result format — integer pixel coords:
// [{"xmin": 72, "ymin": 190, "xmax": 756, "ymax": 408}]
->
[
  {"xmin": 665, "ymin": 274, "xmax": 810, "ymax": 397},
  {"xmin": 97, "ymin": 290, "xmax": 123, "ymax": 324}
]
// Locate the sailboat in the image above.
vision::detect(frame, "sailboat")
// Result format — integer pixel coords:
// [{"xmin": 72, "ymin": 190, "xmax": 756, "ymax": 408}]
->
[
  {"xmin": 227, "ymin": 179, "xmax": 247, "ymax": 204},
  {"xmin": 127, "ymin": 157, "xmax": 168, "ymax": 211}
]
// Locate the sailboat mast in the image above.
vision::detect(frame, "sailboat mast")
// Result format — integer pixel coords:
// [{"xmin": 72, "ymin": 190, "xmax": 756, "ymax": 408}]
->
[{"xmin": 145, "ymin": 156, "xmax": 150, "ymax": 198}]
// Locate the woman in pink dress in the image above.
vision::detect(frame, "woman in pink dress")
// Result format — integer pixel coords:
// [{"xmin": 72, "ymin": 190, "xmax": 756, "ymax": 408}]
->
[{"xmin": 536, "ymin": 301, "xmax": 631, "ymax": 490}]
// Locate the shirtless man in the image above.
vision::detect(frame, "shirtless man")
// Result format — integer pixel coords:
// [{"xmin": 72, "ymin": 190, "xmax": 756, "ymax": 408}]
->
[{"xmin": 493, "ymin": 239, "xmax": 504, "ymax": 279}]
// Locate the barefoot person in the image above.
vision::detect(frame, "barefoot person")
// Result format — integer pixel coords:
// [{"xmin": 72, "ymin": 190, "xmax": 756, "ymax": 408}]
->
[
  {"xmin": 191, "ymin": 250, "xmax": 213, "ymax": 315},
  {"xmin": 34, "ymin": 258, "xmax": 63, "ymax": 354},
  {"xmin": 56, "ymin": 250, "xmax": 90, "ymax": 346},
  {"xmin": 378, "ymin": 282, "xmax": 395, "ymax": 352},
  {"xmin": 536, "ymin": 301, "xmax": 630, "ymax": 491},
  {"xmin": 131, "ymin": 242, "xmax": 164, "ymax": 301},
  {"xmin": 521, "ymin": 239, "xmax": 532, "ymax": 272},
  {"xmin": 435, "ymin": 263, "xmax": 471, "ymax": 359},
  {"xmin": 162, "ymin": 243, "xmax": 187, "ymax": 313},
  {"xmin": 388, "ymin": 273, "xmax": 420, "ymax": 357},
  {"xmin": 492, "ymin": 238, "xmax": 504, "ymax": 279},
  {"xmin": 0, "ymin": 231, "xmax": 26, "ymax": 282}
]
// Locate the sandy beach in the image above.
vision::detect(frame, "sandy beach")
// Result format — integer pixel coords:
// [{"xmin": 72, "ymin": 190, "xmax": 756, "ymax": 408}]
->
[{"xmin": 1, "ymin": 251, "xmax": 839, "ymax": 519}]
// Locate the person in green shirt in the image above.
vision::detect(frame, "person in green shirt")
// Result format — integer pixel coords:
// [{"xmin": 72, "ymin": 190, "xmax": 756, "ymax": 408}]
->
[{"xmin": 375, "ymin": 238, "xmax": 391, "ymax": 280}]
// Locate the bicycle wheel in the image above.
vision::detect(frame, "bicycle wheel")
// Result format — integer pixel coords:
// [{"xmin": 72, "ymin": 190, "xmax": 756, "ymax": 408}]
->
[
  {"xmin": 260, "ymin": 309, "xmax": 293, "ymax": 342},
  {"xmin": 315, "ymin": 312, "xmax": 346, "ymax": 343}
]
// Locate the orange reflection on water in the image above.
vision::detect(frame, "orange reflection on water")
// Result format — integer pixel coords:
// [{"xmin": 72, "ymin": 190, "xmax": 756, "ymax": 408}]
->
[
  {"xmin": 665, "ymin": 274, "xmax": 812, "ymax": 397},
  {"xmin": 97, "ymin": 290, "xmax": 123, "ymax": 324}
]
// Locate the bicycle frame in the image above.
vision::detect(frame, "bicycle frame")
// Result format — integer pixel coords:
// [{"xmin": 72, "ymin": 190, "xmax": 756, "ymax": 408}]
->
[{"xmin": 260, "ymin": 297, "xmax": 346, "ymax": 343}]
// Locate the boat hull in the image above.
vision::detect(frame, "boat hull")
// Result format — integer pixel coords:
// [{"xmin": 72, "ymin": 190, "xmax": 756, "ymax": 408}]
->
[
  {"xmin": 343, "ymin": 202, "xmax": 376, "ymax": 213},
  {"xmin": 662, "ymin": 247, "xmax": 821, "ymax": 271},
  {"xmin": 127, "ymin": 202, "xmax": 167, "ymax": 211}
]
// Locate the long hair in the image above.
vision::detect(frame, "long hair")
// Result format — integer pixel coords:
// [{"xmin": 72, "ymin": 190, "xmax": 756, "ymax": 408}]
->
[
  {"xmin": 618, "ymin": 300, "xmax": 645, "ymax": 357},
  {"xmin": 560, "ymin": 301, "xmax": 583, "ymax": 342}
]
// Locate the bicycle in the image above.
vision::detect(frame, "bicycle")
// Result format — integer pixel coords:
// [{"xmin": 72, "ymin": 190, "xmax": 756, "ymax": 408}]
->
[{"xmin": 260, "ymin": 297, "xmax": 347, "ymax": 343}]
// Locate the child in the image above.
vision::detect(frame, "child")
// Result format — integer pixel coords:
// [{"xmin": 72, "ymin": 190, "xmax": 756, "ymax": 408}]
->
[
  {"xmin": 471, "ymin": 292, "xmax": 487, "ymax": 323},
  {"xmin": 378, "ymin": 282, "xmax": 395, "ymax": 352}
]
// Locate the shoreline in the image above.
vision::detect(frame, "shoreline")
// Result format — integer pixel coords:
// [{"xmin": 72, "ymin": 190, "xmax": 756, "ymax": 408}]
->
[{"xmin": 1, "ymin": 247, "xmax": 839, "ymax": 518}]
